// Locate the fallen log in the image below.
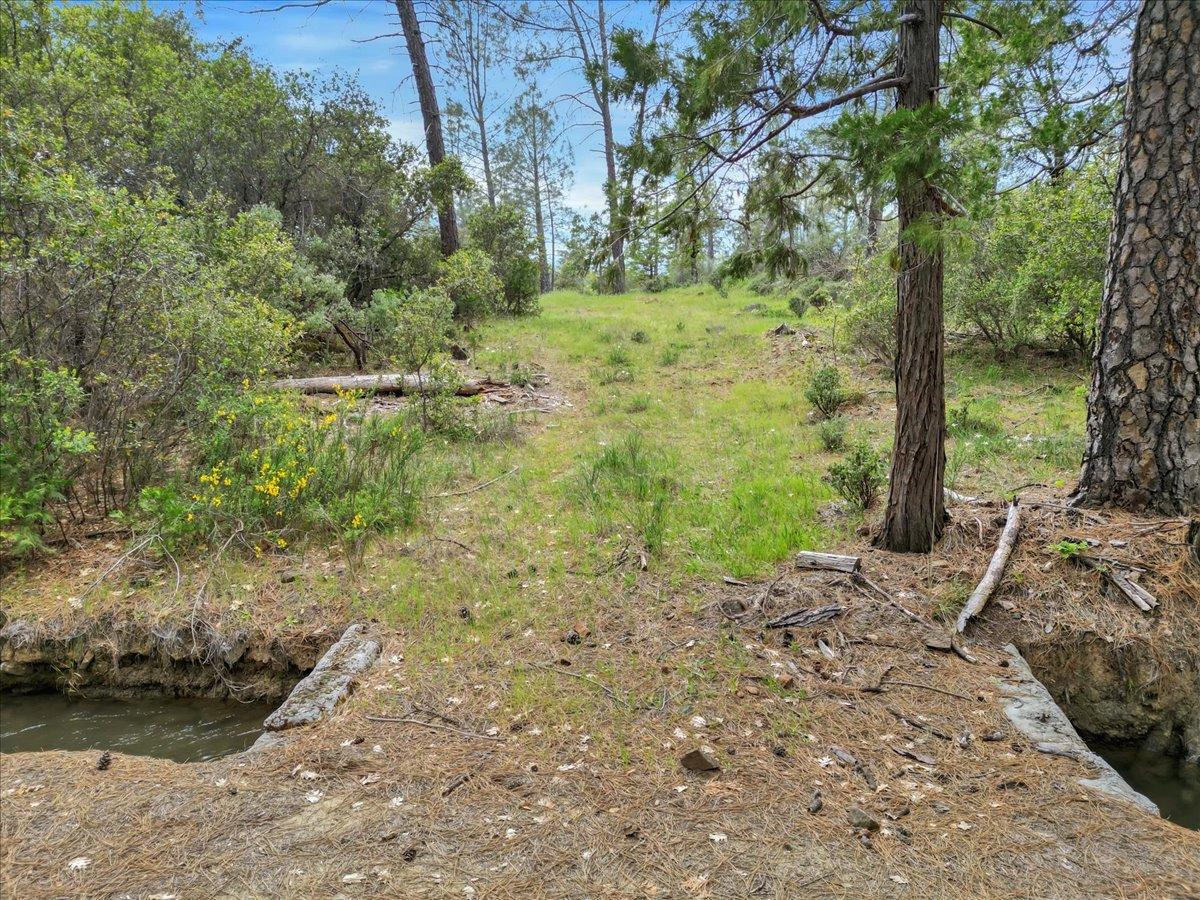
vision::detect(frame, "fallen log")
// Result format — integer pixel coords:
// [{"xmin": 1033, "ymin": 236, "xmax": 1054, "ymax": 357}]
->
[
  {"xmin": 795, "ymin": 551, "xmax": 861, "ymax": 574},
  {"xmin": 955, "ymin": 499, "xmax": 1021, "ymax": 634},
  {"xmin": 1078, "ymin": 556, "xmax": 1158, "ymax": 612},
  {"xmin": 269, "ymin": 373, "xmax": 520, "ymax": 396}
]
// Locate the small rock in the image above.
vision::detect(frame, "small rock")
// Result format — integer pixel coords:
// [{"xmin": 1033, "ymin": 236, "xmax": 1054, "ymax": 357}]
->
[
  {"xmin": 847, "ymin": 807, "xmax": 880, "ymax": 831},
  {"xmin": 680, "ymin": 748, "xmax": 721, "ymax": 772},
  {"xmin": 744, "ymin": 684, "xmax": 760, "ymax": 697},
  {"xmin": 808, "ymin": 790, "xmax": 823, "ymax": 814},
  {"xmin": 924, "ymin": 632, "xmax": 953, "ymax": 652}
]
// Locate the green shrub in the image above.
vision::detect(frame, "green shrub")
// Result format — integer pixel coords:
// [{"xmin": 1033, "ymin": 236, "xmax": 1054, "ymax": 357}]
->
[
  {"xmin": 817, "ymin": 416, "xmax": 848, "ymax": 452},
  {"xmin": 392, "ymin": 288, "xmax": 459, "ymax": 430},
  {"xmin": 2, "ymin": 150, "xmax": 295, "ymax": 518},
  {"xmin": 825, "ymin": 441, "xmax": 888, "ymax": 511},
  {"xmin": 747, "ymin": 273, "xmax": 777, "ymax": 296},
  {"xmin": 659, "ymin": 346, "xmax": 682, "ymax": 366},
  {"xmin": 437, "ymin": 248, "xmax": 503, "ymax": 324},
  {"xmin": 137, "ymin": 390, "xmax": 425, "ymax": 557},
  {"xmin": 788, "ymin": 296, "xmax": 808, "ymax": 318},
  {"xmin": 948, "ymin": 165, "xmax": 1108, "ymax": 357},
  {"xmin": 805, "ymin": 365, "xmax": 850, "ymax": 419},
  {"xmin": 465, "ymin": 203, "xmax": 541, "ymax": 315},
  {"xmin": 501, "ymin": 256, "xmax": 541, "ymax": 316},
  {"xmin": 0, "ymin": 354, "xmax": 96, "ymax": 556}
]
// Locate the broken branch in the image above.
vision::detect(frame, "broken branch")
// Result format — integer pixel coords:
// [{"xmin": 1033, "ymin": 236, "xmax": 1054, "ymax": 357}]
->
[{"xmin": 956, "ymin": 500, "xmax": 1021, "ymax": 633}]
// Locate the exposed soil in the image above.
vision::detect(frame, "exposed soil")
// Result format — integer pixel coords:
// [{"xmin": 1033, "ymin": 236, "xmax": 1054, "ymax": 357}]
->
[{"xmin": 0, "ymin": 614, "xmax": 338, "ymax": 702}]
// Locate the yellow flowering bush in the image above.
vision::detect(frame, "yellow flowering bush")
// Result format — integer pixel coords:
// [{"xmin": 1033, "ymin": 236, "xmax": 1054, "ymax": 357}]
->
[{"xmin": 137, "ymin": 387, "xmax": 425, "ymax": 551}]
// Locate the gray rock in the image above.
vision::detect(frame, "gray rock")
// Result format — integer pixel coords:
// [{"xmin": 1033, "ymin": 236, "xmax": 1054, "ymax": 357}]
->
[
  {"xmin": 847, "ymin": 807, "xmax": 880, "ymax": 831},
  {"xmin": 680, "ymin": 748, "xmax": 721, "ymax": 772}
]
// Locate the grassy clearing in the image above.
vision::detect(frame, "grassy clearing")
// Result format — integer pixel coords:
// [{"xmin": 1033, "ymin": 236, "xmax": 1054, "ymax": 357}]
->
[{"xmin": 5, "ymin": 284, "xmax": 1088, "ymax": 691}]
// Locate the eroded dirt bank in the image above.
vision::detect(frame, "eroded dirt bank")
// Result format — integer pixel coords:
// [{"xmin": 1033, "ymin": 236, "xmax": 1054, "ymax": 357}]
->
[{"xmin": 0, "ymin": 614, "xmax": 339, "ymax": 701}]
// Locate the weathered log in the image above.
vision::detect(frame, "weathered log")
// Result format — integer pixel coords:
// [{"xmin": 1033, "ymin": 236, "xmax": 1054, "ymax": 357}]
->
[
  {"xmin": 263, "ymin": 623, "xmax": 379, "ymax": 732},
  {"xmin": 1078, "ymin": 556, "xmax": 1158, "ymax": 612},
  {"xmin": 269, "ymin": 373, "xmax": 511, "ymax": 397},
  {"xmin": 795, "ymin": 551, "xmax": 861, "ymax": 574},
  {"xmin": 944, "ymin": 488, "xmax": 985, "ymax": 505},
  {"xmin": 955, "ymin": 500, "xmax": 1021, "ymax": 633}
]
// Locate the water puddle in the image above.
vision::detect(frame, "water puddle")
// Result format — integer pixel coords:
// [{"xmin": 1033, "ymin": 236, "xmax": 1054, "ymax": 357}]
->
[
  {"xmin": 1088, "ymin": 738, "xmax": 1200, "ymax": 829},
  {"xmin": 1, "ymin": 694, "xmax": 274, "ymax": 762}
]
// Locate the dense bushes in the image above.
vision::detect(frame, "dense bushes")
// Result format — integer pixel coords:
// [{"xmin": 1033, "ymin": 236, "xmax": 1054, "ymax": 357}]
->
[
  {"xmin": 0, "ymin": 3, "xmax": 543, "ymax": 556},
  {"xmin": 0, "ymin": 354, "xmax": 94, "ymax": 555},
  {"xmin": 841, "ymin": 166, "xmax": 1109, "ymax": 362},
  {"xmin": 1, "ymin": 140, "xmax": 295, "ymax": 525},
  {"xmin": 951, "ymin": 167, "xmax": 1108, "ymax": 356},
  {"xmin": 438, "ymin": 249, "xmax": 504, "ymax": 324}
]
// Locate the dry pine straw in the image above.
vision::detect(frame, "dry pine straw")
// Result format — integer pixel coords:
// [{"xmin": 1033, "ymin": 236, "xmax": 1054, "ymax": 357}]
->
[{"xmin": 2, "ymin": 499, "xmax": 1200, "ymax": 898}]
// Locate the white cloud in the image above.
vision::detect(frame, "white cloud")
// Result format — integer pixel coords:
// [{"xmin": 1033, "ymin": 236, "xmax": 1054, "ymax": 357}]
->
[
  {"xmin": 564, "ymin": 180, "xmax": 607, "ymax": 213},
  {"xmin": 387, "ymin": 118, "xmax": 428, "ymax": 147}
]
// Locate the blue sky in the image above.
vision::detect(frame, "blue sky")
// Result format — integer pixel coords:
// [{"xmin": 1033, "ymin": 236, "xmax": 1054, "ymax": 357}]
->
[{"xmin": 175, "ymin": 0, "xmax": 664, "ymax": 213}]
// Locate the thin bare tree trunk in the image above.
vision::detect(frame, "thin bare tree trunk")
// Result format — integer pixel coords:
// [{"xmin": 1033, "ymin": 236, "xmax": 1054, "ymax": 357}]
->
[
  {"xmin": 532, "ymin": 146, "xmax": 550, "ymax": 293},
  {"xmin": 876, "ymin": 0, "xmax": 947, "ymax": 553},
  {"xmin": 1072, "ymin": 0, "xmax": 1200, "ymax": 515},
  {"xmin": 396, "ymin": 0, "xmax": 460, "ymax": 258}
]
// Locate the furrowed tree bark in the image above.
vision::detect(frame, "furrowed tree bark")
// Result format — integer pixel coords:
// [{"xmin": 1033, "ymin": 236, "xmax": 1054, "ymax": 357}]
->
[
  {"xmin": 876, "ymin": 0, "xmax": 947, "ymax": 553},
  {"xmin": 396, "ymin": 0, "xmax": 460, "ymax": 258},
  {"xmin": 1071, "ymin": 0, "xmax": 1200, "ymax": 515}
]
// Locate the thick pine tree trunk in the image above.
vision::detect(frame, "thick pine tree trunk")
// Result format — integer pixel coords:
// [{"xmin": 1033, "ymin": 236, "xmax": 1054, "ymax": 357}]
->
[
  {"xmin": 396, "ymin": 0, "xmax": 460, "ymax": 258},
  {"xmin": 875, "ymin": 0, "xmax": 947, "ymax": 553},
  {"xmin": 1072, "ymin": 0, "xmax": 1200, "ymax": 515}
]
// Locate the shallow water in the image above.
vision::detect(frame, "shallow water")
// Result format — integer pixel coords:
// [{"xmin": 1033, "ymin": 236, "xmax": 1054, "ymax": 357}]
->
[
  {"xmin": 0, "ymin": 694, "xmax": 274, "ymax": 762},
  {"xmin": 1089, "ymin": 739, "xmax": 1200, "ymax": 829}
]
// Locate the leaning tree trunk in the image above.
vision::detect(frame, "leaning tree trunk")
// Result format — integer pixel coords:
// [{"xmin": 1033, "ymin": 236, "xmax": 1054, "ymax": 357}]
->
[
  {"xmin": 396, "ymin": 0, "xmax": 460, "ymax": 258},
  {"xmin": 875, "ymin": 0, "xmax": 947, "ymax": 553},
  {"xmin": 1072, "ymin": 0, "xmax": 1200, "ymax": 515}
]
